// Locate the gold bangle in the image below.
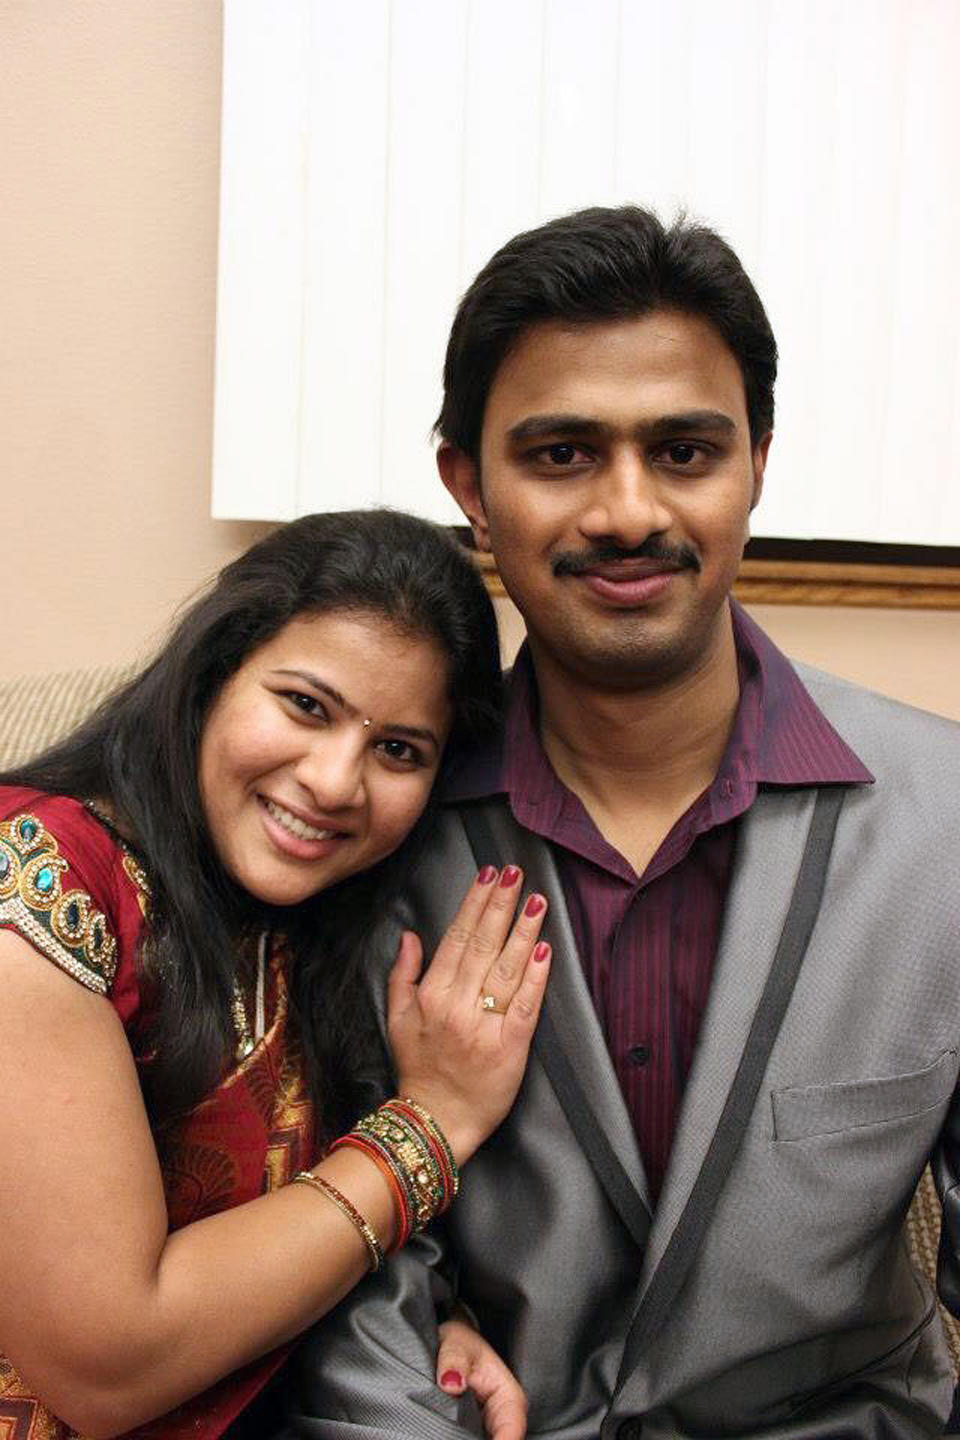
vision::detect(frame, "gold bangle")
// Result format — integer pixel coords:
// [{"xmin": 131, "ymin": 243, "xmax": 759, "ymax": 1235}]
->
[
  {"xmin": 292, "ymin": 1171, "xmax": 384, "ymax": 1273},
  {"xmin": 352, "ymin": 1109, "xmax": 440, "ymax": 1231},
  {"xmin": 396, "ymin": 1096, "xmax": 459, "ymax": 1200}
]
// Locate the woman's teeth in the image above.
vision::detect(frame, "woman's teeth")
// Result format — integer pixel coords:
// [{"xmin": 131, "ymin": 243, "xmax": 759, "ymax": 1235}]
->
[{"xmin": 265, "ymin": 799, "xmax": 335, "ymax": 842}]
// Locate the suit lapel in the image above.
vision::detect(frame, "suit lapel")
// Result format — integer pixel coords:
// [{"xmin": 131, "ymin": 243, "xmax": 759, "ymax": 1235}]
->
[
  {"xmin": 615, "ymin": 788, "xmax": 843, "ymax": 1395},
  {"xmin": 640, "ymin": 790, "xmax": 816, "ymax": 1280},
  {"xmin": 460, "ymin": 801, "xmax": 653, "ymax": 1246}
]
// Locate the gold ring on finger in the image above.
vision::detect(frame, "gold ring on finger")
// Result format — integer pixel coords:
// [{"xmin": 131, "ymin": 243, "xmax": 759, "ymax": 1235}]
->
[{"xmin": 480, "ymin": 992, "xmax": 508, "ymax": 1015}]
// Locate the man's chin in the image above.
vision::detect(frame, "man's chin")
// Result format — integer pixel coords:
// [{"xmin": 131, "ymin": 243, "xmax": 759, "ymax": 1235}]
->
[
  {"xmin": 529, "ymin": 607, "xmax": 726, "ymax": 692},
  {"xmin": 543, "ymin": 636, "xmax": 692, "ymax": 691}
]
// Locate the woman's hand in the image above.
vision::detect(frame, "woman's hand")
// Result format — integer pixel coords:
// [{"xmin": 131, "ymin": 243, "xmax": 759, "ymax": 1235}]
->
[
  {"xmin": 437, "ymin": 1318, "xmax": 527, "ymax": 1440},
  {"xmin": 387, "ymin": 865, "xmax": 551, "ymax": 1165}
]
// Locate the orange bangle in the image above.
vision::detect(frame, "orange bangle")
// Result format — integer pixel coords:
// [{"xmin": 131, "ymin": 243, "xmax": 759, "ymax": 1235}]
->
[{"xmin": 330, "ymin": 1134, "xmax": 413, "ymax": 1250}]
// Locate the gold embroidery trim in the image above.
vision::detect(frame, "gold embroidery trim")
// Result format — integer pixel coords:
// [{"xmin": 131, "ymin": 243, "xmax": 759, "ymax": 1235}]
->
[
  {"xmin": 0, "ymin": 896, "xmax": 108, "ymax": 995},
  {"xmin": 0, "ymin": 812, "xmax": 117, "ymax": 990},
  {"xmin": 82, "ymin": 800, "xmax": 152, "ymax": 921},
  {"xmin": 121, "ymin": 851, "xmax": 151, "ymax": 919}
]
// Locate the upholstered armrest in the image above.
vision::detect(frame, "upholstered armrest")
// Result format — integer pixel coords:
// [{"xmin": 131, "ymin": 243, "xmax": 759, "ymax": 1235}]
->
[
  {"xmin": 906, "ymin": 1164, "xmax": 960, "ymax": 1375},
  {"xmin": 0, "ymin": 663, "xmax": 136, "ymax": 770}
]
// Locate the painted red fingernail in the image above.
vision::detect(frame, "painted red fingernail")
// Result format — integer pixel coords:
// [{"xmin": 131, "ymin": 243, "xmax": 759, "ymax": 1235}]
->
[
  {"xmin": 534, "ymin": 941, "xmax": 551, "ymax": 962},
  {"xmin": 524, "ymin": 893, "xmax": 545, "ymax": 917},
  {"xmin": 440, "ymin": 1369, "xmax": 464, "ymax": 1390},
  {"xmin": 477, "ymin": 865, "xmax": 497, "ymax": 885},
  {"xmin": 499, "ymin": 865, "xmax": 521, "ymax": 887}
]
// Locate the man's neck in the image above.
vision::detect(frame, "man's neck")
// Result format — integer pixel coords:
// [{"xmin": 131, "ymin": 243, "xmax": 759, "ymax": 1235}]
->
[{"xmin": 529, "ymin": 608, "xmax": 742, "ymax": 875}]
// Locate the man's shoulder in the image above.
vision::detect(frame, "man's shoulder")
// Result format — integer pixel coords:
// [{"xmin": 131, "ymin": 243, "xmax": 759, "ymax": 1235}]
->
[{"xmin": 794, "ymin": 660, "xmax": 960, "ymax": 777}]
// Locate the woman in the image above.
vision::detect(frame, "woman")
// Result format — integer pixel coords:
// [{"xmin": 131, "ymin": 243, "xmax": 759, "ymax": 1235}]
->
[{"xmin": 0, "ymin": 511, "xmax": 547, "ymax": 1439}]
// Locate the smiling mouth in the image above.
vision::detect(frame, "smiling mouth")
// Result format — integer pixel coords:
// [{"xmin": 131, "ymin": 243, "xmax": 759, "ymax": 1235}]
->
[
  {"xmin": 263, "ymin": 798, "xmax": 340, "ymax": 842},
  {"xmin": 581, "ymin": 560, "xmax": 685, "ymax": 582}
]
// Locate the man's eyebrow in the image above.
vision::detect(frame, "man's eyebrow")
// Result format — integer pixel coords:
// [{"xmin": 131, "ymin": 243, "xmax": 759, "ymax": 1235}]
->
[
  {"xmin": 644, "ymin": 410, "xmax": 738, "ymax": 439},
  {"xmin": 507, "ymin": 414, "xmax": 610, "ymax": 444},
  {"xmin": 270, "ymin": 669, "xmax": 347, "ymax": 709},
  {"xmin": 506, "ymin": 409, "xmax": 738, "ymax": 445}
]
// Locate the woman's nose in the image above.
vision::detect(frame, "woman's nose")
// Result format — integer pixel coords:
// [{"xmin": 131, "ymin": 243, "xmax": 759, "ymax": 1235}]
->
[{"xmin": 294, "ymin": 732, "xmax": 365, "ymax": 812}]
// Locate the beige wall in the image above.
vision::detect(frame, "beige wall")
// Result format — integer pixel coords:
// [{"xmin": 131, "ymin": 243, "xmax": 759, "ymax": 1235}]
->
[
  {"xmin": 1, "ymin": 1, "xmax": 271, "ymax": 682},
  {"xmin": 2, "ymin": 2, "xmax": 959, "ymax": 723}
]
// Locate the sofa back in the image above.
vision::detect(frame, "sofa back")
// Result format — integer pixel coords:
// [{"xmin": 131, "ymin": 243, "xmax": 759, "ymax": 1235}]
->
[{"xmin": 0, "ymin": 664, "xmax": 136, "ymax": 770}]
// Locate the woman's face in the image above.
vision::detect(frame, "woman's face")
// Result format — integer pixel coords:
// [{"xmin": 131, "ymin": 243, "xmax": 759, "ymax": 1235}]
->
[{"xmin": 198, "ymin": 611, "xmax": 453, "ymax": 906}]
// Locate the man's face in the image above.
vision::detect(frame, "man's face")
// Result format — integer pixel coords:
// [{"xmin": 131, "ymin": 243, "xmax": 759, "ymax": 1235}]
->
[{"xmin": 440, "ymin": 309, "xmax": 771, "ymax": 690}]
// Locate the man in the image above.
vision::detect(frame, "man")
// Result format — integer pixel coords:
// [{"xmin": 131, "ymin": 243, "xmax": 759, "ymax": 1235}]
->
[{"xmin": 287, "ymin": 207, "xmax": 960, "ymax": 1438}]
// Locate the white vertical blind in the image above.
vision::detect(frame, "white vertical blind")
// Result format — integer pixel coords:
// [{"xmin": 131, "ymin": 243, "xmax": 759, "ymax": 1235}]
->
[
  {"xmin": 213, "ymin": 0, "xmax": 960, "ymax": 544},
  {"xmin": 299, "ymin": 2, "xmax": 390, "ymax": 514}
]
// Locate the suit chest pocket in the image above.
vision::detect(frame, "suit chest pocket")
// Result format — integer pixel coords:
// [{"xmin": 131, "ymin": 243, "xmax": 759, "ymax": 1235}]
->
[{"xmin": 771, "ymin": 1049, "xmax": 957, "ymax": 1142}]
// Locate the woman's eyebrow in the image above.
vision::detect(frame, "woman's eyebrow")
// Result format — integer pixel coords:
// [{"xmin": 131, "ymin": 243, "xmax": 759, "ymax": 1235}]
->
[
  {"xmin": 270, "ymin": 670, "xmax": 440, "ymax": 750},
  {"xmin": 386, "ymin": 724, "xmax": 441, "ymax": 751},
  {"xmin": 270, "ymin": 669, "xmax": 346, "ymax": 709}
]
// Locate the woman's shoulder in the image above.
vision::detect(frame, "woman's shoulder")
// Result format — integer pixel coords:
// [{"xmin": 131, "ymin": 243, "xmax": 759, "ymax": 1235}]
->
[{"xmin": 0, "ymin": 785, "xmax": 145, "ymax": 1017}]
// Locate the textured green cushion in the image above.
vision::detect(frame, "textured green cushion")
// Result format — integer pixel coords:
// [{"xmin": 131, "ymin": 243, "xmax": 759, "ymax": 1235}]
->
[
  {"xmin": 0, "ymin": 664, "xmax": 136, "ymax": 770},
  {"xmin": 907, "ymin": 1166, "xmax": 960, "ymax": 1374}
]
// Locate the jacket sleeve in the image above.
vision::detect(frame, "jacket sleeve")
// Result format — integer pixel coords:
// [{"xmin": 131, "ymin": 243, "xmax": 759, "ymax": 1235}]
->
[
  {"xmin": 283, "ymin": 891, "xmax": 487, "ymax": 1440},
  {"xmin": 282, "ymin": 1229, "xmax": 486, "ymax": 1439}
]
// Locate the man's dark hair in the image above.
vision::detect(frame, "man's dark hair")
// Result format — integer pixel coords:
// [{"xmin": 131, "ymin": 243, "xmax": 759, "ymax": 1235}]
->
[
  {"xmin": 437, "ymin": 204, "xmax": 778, "ymax": 456},
  {"xmin": 3, "ymin": 509, "xmax": 501, "ymax": 1140}
]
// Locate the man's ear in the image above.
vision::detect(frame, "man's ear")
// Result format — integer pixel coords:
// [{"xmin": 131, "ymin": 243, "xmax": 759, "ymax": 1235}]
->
[
  {"xmin": 750, "ymin": 431, "xmax": 772, "ymax": 511},
  {"xmin": 437, "ymin": 444, "xmax": 491, "ymax": 552}
]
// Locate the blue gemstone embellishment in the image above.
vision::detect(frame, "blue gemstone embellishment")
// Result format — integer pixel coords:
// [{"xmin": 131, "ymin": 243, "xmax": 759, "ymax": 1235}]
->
[
  {"xmin": 19, "ymin": 820, "xmax": 38, "ymax": 843},
  {"xmin": 65, "ymin": 900, "xmax": 81, "ymax": 929},
  {"xmin": 36, "ymin": 866, "xmax": 55, "ymax": 894},
  {"xmin": 0, "ymin": 853, "xmax": 9, "ymax": 879}
]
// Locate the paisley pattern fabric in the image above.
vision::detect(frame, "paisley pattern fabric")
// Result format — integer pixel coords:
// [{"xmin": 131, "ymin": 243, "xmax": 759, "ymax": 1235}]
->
[
  {"xmin": 0, "ymin": 787, "xmax": 317, "ymax": 1440},
  {"xmin": 0, "ymin": 811, "xmax": 117, "ymax": 991}
]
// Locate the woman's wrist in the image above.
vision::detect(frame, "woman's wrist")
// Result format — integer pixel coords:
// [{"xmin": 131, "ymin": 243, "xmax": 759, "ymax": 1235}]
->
[
  {"xmin": 328, "ymin": 1095, "xmax": 460, "ymax": 1252},
  {"xmin": 308, "ymin": 1143, "xmax": 400, "ymax": 1255},
  {"xmin": 392, "ymin": 1085, "xmax": 484, "ymax": 1167},
  {"xmin": 292, "ymin": 1171, "xmax": 384, "ymax": 1271}
]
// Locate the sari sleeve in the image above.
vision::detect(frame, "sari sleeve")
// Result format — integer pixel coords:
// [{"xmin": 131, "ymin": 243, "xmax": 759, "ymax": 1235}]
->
[{"xmin": 0, "ymin": 786, "xmax": 142, "ymax": 1007}]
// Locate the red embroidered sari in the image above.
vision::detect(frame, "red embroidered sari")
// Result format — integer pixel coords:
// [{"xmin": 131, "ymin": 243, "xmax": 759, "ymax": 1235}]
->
[{"xmin": 0, "ymin": 787, "xmax": 317, "ymax": 1440}]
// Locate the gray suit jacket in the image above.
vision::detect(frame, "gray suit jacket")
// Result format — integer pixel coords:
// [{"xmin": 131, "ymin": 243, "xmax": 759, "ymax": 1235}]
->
[{"xmin": 286, "ymin": 664, "xmax": 960, "ymax": 1439}]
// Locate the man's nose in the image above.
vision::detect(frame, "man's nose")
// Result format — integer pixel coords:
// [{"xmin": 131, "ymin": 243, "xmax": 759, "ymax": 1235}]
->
[
  {"xmin": 294, "ymin": 731, "xmax": 365, "ymax": 812},
  {"xmin": 579, "ymin": 450, "xmax": 673, "ymax": 546}
]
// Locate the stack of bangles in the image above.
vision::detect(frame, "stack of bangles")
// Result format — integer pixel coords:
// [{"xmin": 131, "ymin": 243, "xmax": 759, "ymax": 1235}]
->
[{"xmin": 292, "ymin": 1097, "xmax": 459, "ymax": 1273}]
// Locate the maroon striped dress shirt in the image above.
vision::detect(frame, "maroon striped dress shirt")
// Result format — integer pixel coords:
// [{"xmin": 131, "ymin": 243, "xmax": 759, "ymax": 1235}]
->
[{"xmin": 445, "ymin": 603, "xmax": 871, "ymax": 1203}]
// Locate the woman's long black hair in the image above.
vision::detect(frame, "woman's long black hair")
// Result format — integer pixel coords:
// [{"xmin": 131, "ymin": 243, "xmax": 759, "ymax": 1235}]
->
[{"xmin": 2, "ymin": 510, "xmax": 502, "ymax": 1141}]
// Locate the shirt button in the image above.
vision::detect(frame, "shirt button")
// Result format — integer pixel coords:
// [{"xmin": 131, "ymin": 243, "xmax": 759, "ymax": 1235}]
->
[{"xmin": 627, "ymin": 1043, "xmax": 649, "ymax": 1067}]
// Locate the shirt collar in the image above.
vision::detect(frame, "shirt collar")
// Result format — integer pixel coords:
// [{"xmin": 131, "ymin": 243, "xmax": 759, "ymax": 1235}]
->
[
  {"xmin": 729, "ymin": 601, "xmax": 873, "ymax": 786},
  {"xmin": 441, "ymin": 599, "xmax": 873, "ymax": 807}
]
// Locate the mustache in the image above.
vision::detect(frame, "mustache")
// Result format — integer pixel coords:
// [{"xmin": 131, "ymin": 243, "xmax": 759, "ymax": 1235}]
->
[{"xmin": 551, "ymin": 539, "xmax": 701, "ymax": 577}]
